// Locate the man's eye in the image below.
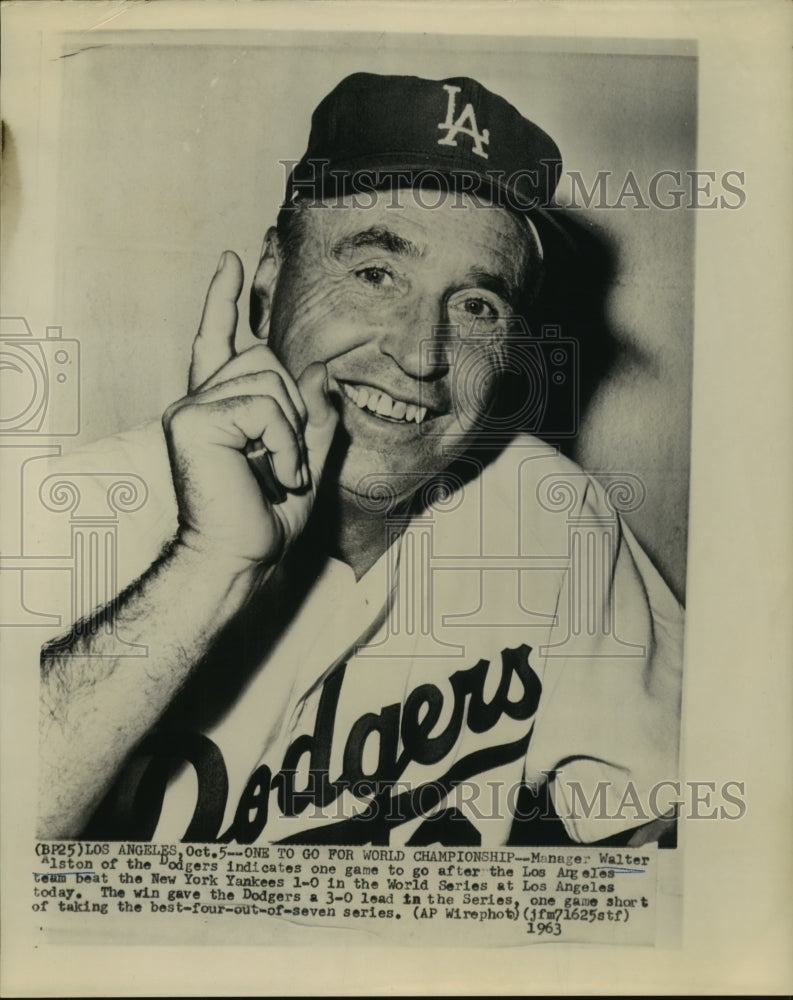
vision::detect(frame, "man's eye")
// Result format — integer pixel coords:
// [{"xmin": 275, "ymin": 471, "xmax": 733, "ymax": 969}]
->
[
  {"xmin": 461, "ymin": 297, "xmax": 499, "ymax": 319},
  {"xmin": 356, "ymin": 266, "xmax": 393, "ymax": 287}
]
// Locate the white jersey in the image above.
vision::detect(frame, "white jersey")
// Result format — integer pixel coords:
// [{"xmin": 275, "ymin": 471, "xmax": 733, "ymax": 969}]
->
[{"xmin": 34, "ymin": 423, "xmax": 683, "ymax": 847}]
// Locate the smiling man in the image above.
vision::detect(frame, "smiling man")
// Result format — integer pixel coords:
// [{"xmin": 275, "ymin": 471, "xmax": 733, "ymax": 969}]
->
[
  {"xmin": 39, "ymin": 74, "xmax": 683, "ymax": 848},
  {"xmin": 253, "ymin": 183, "xmax": 539, "ymax": 575}
]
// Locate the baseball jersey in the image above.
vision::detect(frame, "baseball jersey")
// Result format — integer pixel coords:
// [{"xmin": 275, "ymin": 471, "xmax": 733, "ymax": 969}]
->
[{"xmin": 33, "ymin": 422, "xmax": 684, "ymax": 847}]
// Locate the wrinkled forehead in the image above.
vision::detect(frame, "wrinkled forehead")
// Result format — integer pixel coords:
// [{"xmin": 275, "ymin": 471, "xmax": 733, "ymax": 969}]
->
[{"xmin": 294, "ymin": 186, "xmax": 542, "ymax": 282}]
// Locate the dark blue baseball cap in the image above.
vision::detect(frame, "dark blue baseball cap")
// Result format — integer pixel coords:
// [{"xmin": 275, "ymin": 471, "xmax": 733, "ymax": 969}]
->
[{"xmin": 283, "ymin": 73, "xmax": 563, "ymax": 223}]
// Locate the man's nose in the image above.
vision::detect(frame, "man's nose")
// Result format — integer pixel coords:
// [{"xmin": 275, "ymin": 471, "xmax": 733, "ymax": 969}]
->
[{"xmin": 377, "ymin": 294, "xmax": 451, "ymax": 380}]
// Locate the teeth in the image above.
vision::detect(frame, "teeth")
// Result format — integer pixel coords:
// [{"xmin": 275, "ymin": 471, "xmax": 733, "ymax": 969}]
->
[{"xmin": 341, "ymin": 382, "xmax": 429, "ymax": 424}]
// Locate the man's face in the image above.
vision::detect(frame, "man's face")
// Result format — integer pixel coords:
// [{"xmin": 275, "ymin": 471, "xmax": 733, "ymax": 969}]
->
[{"xmin": 266, "ymin": 188, "xmax": 536, "ymax": 504}]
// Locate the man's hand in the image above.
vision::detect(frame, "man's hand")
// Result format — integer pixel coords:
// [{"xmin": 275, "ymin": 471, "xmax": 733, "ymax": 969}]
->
[
  {"xmin": 38, "ymin": 251, "xmax": 339, "ymax": 837},
  {"xmin": 162, "ymin": 251, "xmax": 339, "ymax": 570}
]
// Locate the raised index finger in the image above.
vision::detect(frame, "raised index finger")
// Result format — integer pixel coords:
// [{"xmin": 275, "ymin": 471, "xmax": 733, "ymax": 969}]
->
[{"xmin": 189, "ymin": 251, "xmax": 244, "ymax": 392}]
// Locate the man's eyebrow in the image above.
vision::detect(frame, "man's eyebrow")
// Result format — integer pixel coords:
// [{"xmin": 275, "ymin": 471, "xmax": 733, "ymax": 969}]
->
[
  {"xmin": 466, "ymin": 269, "xmax": 519, "ymax": 304},
  {"xmin": 331, "ymin": 227, "xmax": 423, "ymax": 259}
]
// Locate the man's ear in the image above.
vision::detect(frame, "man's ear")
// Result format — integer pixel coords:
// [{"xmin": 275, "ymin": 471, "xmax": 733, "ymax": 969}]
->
[{"xmin": 249, "ymin": 226, "xmax": 282, "ymax": 339}]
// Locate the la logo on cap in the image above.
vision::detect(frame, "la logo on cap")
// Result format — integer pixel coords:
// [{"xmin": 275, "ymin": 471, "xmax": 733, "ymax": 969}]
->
[{"xmin": 437, "ymin": 84, "xmax": 490, "ymax": 160}]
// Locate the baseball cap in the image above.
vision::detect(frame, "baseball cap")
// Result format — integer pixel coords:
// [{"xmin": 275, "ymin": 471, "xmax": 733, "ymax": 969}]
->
[{"xmin": 283, "ymin": 73, "xmax": 563, "ymax": 226}]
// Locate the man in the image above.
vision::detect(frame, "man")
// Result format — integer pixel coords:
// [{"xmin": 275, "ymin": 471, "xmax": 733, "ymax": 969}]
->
[{"xmin": 39, "ymin": 73, "xmax": 682, "ymax": 847}]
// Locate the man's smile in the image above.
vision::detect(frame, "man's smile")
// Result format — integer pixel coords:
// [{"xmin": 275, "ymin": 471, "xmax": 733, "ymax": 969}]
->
[{"xmin": 338, "ymin": 379, "xmax": 434, "ymax": 424}]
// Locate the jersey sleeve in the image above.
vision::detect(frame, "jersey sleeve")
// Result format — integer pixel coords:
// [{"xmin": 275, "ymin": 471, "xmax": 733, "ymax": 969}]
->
[{"xmin": 524, "ymin": 472, "xmax": 684, "ymax": 844}]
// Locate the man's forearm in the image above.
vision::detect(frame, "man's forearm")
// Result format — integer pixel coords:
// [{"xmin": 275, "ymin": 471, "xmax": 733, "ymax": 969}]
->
[{"xmin": 38, "ymin": 540, "xmax": 262, "ymax": 839}]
